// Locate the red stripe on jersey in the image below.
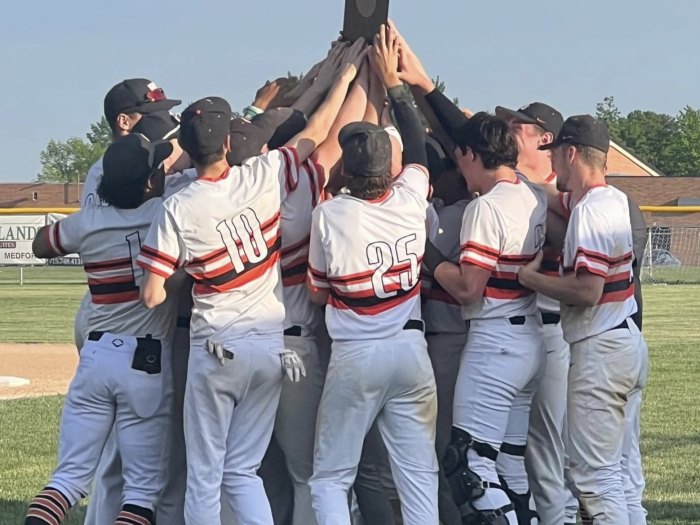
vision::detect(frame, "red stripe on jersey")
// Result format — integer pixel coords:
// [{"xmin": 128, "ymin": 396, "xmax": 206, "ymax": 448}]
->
[
  {"xmin": 283, "ymin": 273, "xmax": 307, "ymax": 287},
  {"xmin": 422, "ymin": 287, "xmax": 460, "ymax": 305},
  {"xmin": 460, "ymin": 256, "xmax": 496, "ymax": 271},
  {"xmin": 367, "ymin": 189, "xmax": 393, "ymax": 204},
  {"xmin": 140, "ymin": 245, "xmax": 178, "ymax": 267},
  {"xmin": 328, "ymin": 284, "xmax": 421, "ymax": 315},
  {"xmin": 193, "ymin": 251, "xmax": 280, "ymax": 295},
  {"xmin": 282, "ymin": 254, "xmax": 309, "ymax": 273},
  {"xmin": 574, "ymin": 262, "xmax": 608, "ymax": 278},
  {"xmin": 544, "ymin": 172, "xmax": 557, "ymax": 183},
  {"xmin": 558, "ymin": 192, "xmax": 572, "ymax": 218},
  {"xmin": 281, "ymin": 148, "xmax": 299, "ymax": 194},
  {"xmin": 190, "ymin": 247, "xmax": 228, "ymax": 266},
  {"xmin": 575, "ymin": 247, "xmax": 632, "ymax": 266},
  {"xmin": 498, "ymin": 253, "xmax": 537, "ymax": 264},
  {"xmin": 308, "ymin": 266, "xmax": 327, "ymax": 280},
  {"xmin": 281, "ymin": 235, "xmax": 310, "ymax": 256},
  {"xmin": 193, "ymin": 235, "xmax": 280, "ymax": 280},
  {"xmin": 137, "ymin": 260, "xmax": 172, "ymax": 278},
  {"xmin": 84, "ymin": 257, "xmax": 131, "ymax": 272},
  {"xmin": 598, "ymin": 287, "xmax": 634, "ymax": 304},
  {"xmin": 461, "ymin": 241, "xmax": 500, "ymax": 259},
  {"xmin": 91, "ymin": 290, "xmax": 140, "ymax": 304},
  {"xmin": 87, "ymin": 275, "xmax": 133, "ymax": 285},
  {"xmin": 52, "ymin": 222, "xmax": 66, "ymax": 254},
  {"xmin": 328, "ymin": 269, "xmax": 374, "ymax": 284}
]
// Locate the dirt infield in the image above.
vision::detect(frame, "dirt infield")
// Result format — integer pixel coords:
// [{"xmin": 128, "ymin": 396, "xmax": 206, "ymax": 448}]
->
[{"xmin": 0, "ymin": 344, "xmax": 77, "ymax": 400}]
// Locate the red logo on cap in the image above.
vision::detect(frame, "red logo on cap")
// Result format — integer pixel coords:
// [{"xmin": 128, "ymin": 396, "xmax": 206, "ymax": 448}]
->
[{"xmin": 147, "ymin": 87, "xmax": 166, "ymax": 102}]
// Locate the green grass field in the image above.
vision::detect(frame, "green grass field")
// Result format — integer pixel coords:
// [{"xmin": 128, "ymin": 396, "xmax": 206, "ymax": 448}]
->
[{"xmin": 0, "ymin": 283, "xmax": 699, "ymax": 523}]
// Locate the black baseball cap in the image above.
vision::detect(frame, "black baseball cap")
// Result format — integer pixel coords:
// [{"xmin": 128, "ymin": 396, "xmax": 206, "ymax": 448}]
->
[
  {"xmin": 539, "ymin": 115, "xmax": 610, "ymax": 153},
  {"xmin": 104, "ymin": 78, "xmax": 181, "ymax": 124},
  {"xmin": 179, "ymin": 97, "xmax": 232, "ymax": 158},
  {"xmin": 101, "ymin": 134, "xmax": 173, "ymax": 193},
  {"xmin": 496, "ymin": 102, "xmax": 564, "ymax": 137},
  {"xmin": 132, "ymin": 111, "xmax": 180, "ymax": 141},
  {"xmin": 339, "ymin": 122, "xmax": 392, "ymax": 178},
  {"xmin": 227, "ymin": 108, "xmax": 308, "ymax": 166}
]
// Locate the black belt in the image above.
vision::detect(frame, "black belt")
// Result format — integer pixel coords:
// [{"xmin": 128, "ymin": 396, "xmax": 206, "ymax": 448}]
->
[
  {"xmin": 541, "ymin": 312, "xmax": 561, "ymax": 325},
  {"xmin": 176, "ymin": 316, "xmax": 191, "ymax": 328},
  {"xmin": 284, "ymin": 326, "xmax": 302, "ymax": 337},
  {"xmin": 403, "ymin": 319, "xmax": 425, "ymax": 332},
  {"xmin": 508, "ymin": 316, "xmax": 526, "ymax": 326},
  {"xmin": 607, "ymin": 319, "xmax": 630, "ymax": 332},
  {"xmin": 88, "ymin": 331, "xmax": 160, "ymax": 344}
]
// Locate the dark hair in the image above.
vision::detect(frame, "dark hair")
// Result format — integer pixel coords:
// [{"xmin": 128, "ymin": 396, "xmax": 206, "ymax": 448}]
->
[
  {"xmin": 97, "ymin": 171, "xmax": 154, "ymax": 209},
  {"xmin": 453, "ymin": 112, "xmax": 518, "ymax": 170},
  {"xmin": 189, "ymin": 148, "xmax": 226, "ymax": 167},
  {"xmin": 346, "ymin": 173, "xmax": 392, "ymax": 201},
  {"xmin": 575, "ymin": 145, "xmax": 607, "ymax": 170}
]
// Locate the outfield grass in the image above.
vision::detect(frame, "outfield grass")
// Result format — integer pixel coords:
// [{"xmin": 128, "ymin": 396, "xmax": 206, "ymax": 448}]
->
[{"xmin": 0, "ymin": 285, "xmax": 699, "ymax": 523}]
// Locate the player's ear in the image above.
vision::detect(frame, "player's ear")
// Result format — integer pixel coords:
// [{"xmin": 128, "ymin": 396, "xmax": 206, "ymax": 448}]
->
[
  {"xmin": 115, "ymin": 114, "xmax": 131, "ymax": 134},
  {"xmin": 224, "ymin": 134, "xmax": 232, "ymax": 153},
  {"xmin": 540, "ymin": 131, "xmax": 554, "ymax": 147}
]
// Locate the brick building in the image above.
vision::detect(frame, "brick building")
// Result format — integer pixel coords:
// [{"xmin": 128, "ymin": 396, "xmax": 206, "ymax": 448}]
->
[{"xmin": 0, "ymin": 183, "xmax": 82, "ymax": 209}]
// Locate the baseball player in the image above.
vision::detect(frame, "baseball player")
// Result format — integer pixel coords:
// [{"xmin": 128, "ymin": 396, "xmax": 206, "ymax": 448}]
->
[
  {"xmin": 137, "ymin": 46, "xmax": 364, "ymax": 525},
  {"xmin": 421, "ymin": 162, "xmax": 472, "ymax": 525},
  {"xmin": 25, "ymin": 133, "xmax": 189, "ymax": 525},
  {"xmin": 82, "ymin": 109, "xmax": 192, "ymax": 525},
  {"xmin": 518, "ymin": 115, "xmax": 645, "ymax": 525},
  {"xmin": 420, "ymin": 112, "xmax": 547, "ymax": 525},
  {"xmin": 307, "ymin": 26, "xmax": 438, "ymax": 525},
  {"xmin": 496, "ymin": 102, "xmax": 579, "ymax": 524}
]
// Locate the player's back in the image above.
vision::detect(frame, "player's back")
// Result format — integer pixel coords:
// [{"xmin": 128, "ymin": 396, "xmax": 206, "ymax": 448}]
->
[
  {"xmin": 50, "ymin": 199, "xmax": 177, "ymax": 339},
  {"xmin": 310, "ymin": 166, "xmax": 429, "ymax": 341},
  {"xmin": 158, "ymin": 152, "xmax": 290, "ymax": 344}
]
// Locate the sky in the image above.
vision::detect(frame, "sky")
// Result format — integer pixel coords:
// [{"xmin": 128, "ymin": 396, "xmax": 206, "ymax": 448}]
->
[{"xmin": 1, "ymin": 0, "xmax": 699, "ymax": 182}]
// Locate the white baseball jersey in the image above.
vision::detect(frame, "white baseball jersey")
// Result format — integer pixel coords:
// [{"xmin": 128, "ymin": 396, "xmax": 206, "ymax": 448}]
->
[
  {"xmin": 459, "ymin": 178, "xmax": 547, "ymax": 320},
  {"xmin": 559, "ymin": 185, "xmax": 637, "ymax": 343},
  {"xmin": 137, "ymin": 148, "xmax": 301, "ymax": 346},
  {"xmin": 308, "ymin": 165, "xmax": 430, "ymax": 341},
  {"xmin": 280, "ymin": 158, "xmax": 325, "ymax": 333},
  {"xmin": 81, "ymin": 158, "xmax": 105, "ymax": 208},
  {"xmin": 46, "ymin": 198, "xmax": 180, "ymax": 339},
  {"xmin": 422, "ymin": 198, "xmax": 469, "ymax": 334}
]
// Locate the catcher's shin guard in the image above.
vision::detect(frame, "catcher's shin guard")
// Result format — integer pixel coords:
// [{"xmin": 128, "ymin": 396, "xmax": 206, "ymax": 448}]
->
[
  {"xmin": 25, "ymin": 487, "xmax": 72, "ymax": 525},
  {"xmin": 114, "ymin": 504, "xmax": 155, "ymax": 525}
]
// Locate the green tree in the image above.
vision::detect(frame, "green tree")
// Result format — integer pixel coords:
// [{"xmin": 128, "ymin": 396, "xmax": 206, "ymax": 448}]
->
[
  {"xmin": 665, "ymin": 106, "xmax": 700, "ymax": 176},
  {"xmin": 37, "ymin": 118, "xmax": 109, "ymax": 182}
]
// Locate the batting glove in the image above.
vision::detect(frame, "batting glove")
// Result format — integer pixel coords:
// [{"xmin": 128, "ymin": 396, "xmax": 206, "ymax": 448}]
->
[
  {"xmin": 279, "ymin": 349, "xmax": 307, "ymax": 382},
  {"xmin": 205, "ymin": 339, "xmax": 233, "ymax": 366}
]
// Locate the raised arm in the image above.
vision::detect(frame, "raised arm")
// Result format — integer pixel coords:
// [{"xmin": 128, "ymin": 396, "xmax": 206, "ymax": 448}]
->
[
  {"xmin": 291, "ymin": 42, "xmax": 348, "ymax": 117},
  {"xmin": 287, "ymin": 39, "xmax": 367, "ymax": 163},
  {"xmin": 371, "ymin": 24, "xmax": 427, "ymax": 169}
]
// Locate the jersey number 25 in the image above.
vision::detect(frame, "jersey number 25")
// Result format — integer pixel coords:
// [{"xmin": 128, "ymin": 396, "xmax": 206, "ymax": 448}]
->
[{"xmin": 366, "ymin": 234, "xmax": 420, "ymax": 299}]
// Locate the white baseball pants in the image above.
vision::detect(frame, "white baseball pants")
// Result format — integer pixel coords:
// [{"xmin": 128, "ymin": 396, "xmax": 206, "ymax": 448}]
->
[
  {"xmin": 183, "ymin": 333, "xmax": 284, "ymax": 525},
  {"xmin": 49, "ymin": 333, "xmax": 171, "ymax": 510},
  {"xmin": 452, "ymin": 315, "xmax": 545, "ymax": 519},
  {"xmin": 310, "ymin": 330, "xmax": 439, "ymax": 525},
  {"xmin": 567, "ymin": 320, "xmax": 645, "ymax": 525},
  {"xmin": 525, "ymin": 319, "xmax": 570, "ymax": 524}
]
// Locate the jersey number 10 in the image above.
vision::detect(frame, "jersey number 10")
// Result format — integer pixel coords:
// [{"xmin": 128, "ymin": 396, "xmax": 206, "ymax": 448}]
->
[{"xmin": 216, "ymin": 209, "xmax": 269, "ymax": 273}]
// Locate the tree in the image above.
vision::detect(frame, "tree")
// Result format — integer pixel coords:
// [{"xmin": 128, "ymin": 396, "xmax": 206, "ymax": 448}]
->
[
  {"xmin": 37, "ymin": 117, "xmax": 110, "ymax": 182},
  {"xmin": 665, "ymin": 106, "xmax": 700, "ymax": 176}
]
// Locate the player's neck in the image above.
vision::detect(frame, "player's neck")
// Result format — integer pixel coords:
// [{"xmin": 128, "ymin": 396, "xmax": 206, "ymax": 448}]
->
[
  {"xmin": 516, "ymin": 153, "xmax": 552, "ymax": 183},
  {"xmin": 479, "ymin": 167, "xmax": 518, "ymax": 194},
  {"xmin": 571, "ymin": 168, "xmax": 607, "ymax": 202},
  {"xmin": 197, "ymin": 160, "xmax": 231, "ymax": 181}
]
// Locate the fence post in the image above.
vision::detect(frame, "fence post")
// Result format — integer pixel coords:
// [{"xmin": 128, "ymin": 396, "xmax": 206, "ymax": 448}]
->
[
  {"xmin": 19, "ymin": 266, "xmax": 24, "ymax": 286},
  {"xmin": 648, "ymin": 225, "xmax": 654, "ymax": 280}
]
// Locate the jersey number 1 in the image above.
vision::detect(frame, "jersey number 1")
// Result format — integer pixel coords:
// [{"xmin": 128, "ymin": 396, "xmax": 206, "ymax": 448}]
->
[
  {"xmin": 216, "ymin": 209, "xmax": 268, "ymax": 273},
  {"xmin": 366, "ymin": 234, "xmax": 420, "ymax": 299}
]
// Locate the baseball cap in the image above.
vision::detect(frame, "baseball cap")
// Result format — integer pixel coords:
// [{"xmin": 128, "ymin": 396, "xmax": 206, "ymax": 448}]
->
[
  {"xmin": 104, "ymin": 78, "xmax": 181, "ymax": 124},
  {"xmin": 101, "ymin": 134, "xmax": 173, "ymax": 193},
  {"xmin": 227, "ymin": 108, "xmax": 308, "ymax": 166},
  {"xmin": 339, "ymin": 122, "xmax": 392, "ymax": 178},
  {"xmin": 178, "ymin": 97, "xmax": 232, "ymax": 159},
  {"xmin": 539, "ymin": 115, "xmax": 610, "ymax": 153},
  {"xmin": 495, "ymin": 102, "xmax": 564, "ymax": 137},
  {"xmin": 132, "ymin": 111, "xmax": 180, "ymax": 141}
]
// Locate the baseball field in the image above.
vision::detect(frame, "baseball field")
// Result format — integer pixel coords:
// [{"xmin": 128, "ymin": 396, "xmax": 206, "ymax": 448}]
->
[{"xmin": 0, "ymin": 268, "xmax": 698, "ymax": 524}]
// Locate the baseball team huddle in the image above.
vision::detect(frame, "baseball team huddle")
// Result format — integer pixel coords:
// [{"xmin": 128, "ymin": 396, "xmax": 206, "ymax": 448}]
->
[{"xmin": 25, "ymin": 22, "xmax": 649, "ymax": 525}]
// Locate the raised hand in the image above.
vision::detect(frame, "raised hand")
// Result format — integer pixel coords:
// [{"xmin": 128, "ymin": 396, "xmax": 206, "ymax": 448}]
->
[
  {"xmin": 369, "ymin": 24, "xmax": 401, "ymax": 89},
  {"xmin": 389, "ymin": 20, "xmax": 433, "ymax": 92}
]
